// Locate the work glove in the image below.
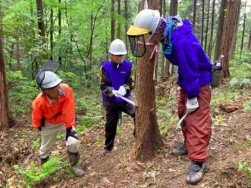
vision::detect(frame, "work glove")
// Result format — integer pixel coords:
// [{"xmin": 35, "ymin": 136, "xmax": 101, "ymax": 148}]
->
[
  {"xmin": 117, "ymin": 86, "xmax": 127, "ymax": 96},
  {"xmin": 112, "ymin": 90, "xmax": 119, "ymax": 97},
  {"xmin": 66, "ymin": 126, "xmax": 78, "ymax": 141},
  {"xmin": 186, "ymin": 97, "xmax": 199, "ymax": 113}
]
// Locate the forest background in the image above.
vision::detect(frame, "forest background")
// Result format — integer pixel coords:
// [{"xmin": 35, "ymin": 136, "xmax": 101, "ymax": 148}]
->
[{"xmin": 0, "ymin": 0, "xmax": 251, "ymax": 187}]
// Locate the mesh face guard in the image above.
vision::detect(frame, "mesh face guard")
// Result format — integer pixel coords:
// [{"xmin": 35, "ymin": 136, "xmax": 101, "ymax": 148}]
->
[
  {"xmin": 36, "ymin": 60, "xmax": 60, "ymax": 88},
  {"xmin": 128, "ymin": 35, "xmax": 146, "ymax": 57}
]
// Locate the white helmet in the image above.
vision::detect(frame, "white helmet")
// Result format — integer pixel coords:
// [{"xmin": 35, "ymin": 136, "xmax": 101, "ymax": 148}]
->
[
  {"xmin": 40, "ymin": 71, "xmax": 62, "ymax": 89},
  {"xmin": 109, "ymin": 39, "xmax": 127, "ymax": 55},
  {"xmin": 127, "ymin": 9, "xmax": 160, "ymax": 36}
]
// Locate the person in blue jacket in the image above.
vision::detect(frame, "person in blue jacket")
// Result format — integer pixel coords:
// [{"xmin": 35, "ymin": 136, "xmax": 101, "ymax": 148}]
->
[
  {"xmin": 100, "ymin": 39, "xmax": 135, "ymax": 156},
  {"xmin": 127, "ymin": 9, "xmax": 212, "ymax": 185}
]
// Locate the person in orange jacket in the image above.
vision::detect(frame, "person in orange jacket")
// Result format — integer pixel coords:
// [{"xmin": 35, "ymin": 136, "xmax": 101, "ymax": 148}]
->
[{"xmin": 32, "ymin": 70, "xmax": 84, "ymax": 177}]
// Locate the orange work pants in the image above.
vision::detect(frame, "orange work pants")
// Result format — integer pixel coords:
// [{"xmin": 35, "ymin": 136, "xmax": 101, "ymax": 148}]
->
[{"xmin": 178, "ymin": 85, "xmax": 211, "ymax": 162}]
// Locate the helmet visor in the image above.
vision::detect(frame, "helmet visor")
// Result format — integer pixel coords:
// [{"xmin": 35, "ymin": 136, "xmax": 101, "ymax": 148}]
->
[{"xmin": 128, "ymin": 35, "xmax": 146, "ymax": 57}]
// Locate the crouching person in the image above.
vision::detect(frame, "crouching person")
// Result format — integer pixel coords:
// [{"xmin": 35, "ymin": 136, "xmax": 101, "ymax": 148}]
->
[{"xmin": 32, "ymin": 70, "xmax": 84, "ymax": 177}]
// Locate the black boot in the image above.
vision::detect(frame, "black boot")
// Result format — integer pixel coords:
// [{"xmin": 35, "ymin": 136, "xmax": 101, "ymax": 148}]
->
[{"xmin": 41, "ymin": 156, "xmax": 49, "ymax": 165}]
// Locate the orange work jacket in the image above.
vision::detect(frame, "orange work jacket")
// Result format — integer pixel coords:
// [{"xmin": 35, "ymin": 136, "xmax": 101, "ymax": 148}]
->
[{"xmin": 32, "ymin": 84, "xmax": 75, "ymax": 128}]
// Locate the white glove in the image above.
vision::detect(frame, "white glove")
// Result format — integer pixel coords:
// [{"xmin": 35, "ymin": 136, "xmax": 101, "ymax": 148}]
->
[
  {"xmin": 112, "ymin": 90, "xmax": 119, "ymax": 97},
  {"xmin": 186, "ymin": 97, "xmax": 199, "ymax": 113},
  {"xmin": 117, "ymin": 86, "xmax": 127, "ymax": 96}
]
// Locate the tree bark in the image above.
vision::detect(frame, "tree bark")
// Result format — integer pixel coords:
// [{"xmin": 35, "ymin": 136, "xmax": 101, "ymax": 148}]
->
[
  {"xmin": 207, "ymin": 0, "xmax": 215, "ymax": 59},
  {"xmin": 192, "ymin": 0, "xmax": 197, "ymax": 32},
  {"xmin": 0, "ymin": 12, "xmax": 10, "ymax": 131},
  {"xmin": 124, "ymin": 0, "xmax": 128, "ymax": 59},
  {"xmin": 200, "ymin": 0, "xmax": 205, "ymax": 45},
  {"xmin": 240, "ymin": 1, "xmax": 247, "ymax": 58},
  {"xmin": 214, "ymin": 0, "xmax": 228, "ymax": 61},
  {"xmin": 36, "ymin": 0, "xmax": 45, "ymax": 37},
  {"xmin": 248, "ymin": 25, "xmax": 251, "ymax": 51},
  {"xmin": 219, "ymin": 0, "xmax": 241, "ymax": 78},
  {"xmin": 135, "ymin": 0, "xmax": 164, "ymax": 161},
  {"xmin": 50, "ymin": 8, "xmax": 53, "ymax": 60},
  {"xmin": 117, "ymin": 0, "xmax": 121, "ymax": 39},
  {"xmin": 111, "ymin": 0, "xmax": 115, "ymax": 41},
  {"xmin": 58, "ymin": 0, "xmax": 62, "ymax": 64}
]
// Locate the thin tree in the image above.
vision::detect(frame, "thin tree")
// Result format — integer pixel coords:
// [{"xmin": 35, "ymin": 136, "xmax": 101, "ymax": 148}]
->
[
  {"xmin": 240, "ymin": 0, "xmax": 247, "ymax": 58},
  {"xmin": 192, "ymin": 0, "xmax": 197, "ymax": 32},
  {"xmin": 117, "ymin": 0, "xmax": 121, "ymax": 39},
  {"xmin": 214, "ymin": 0, "xmax": 228, "ymax": 61},
  {"xmin": 248, "ymin": 24, "xmax": 251, "ymax": 51},
  {"xmin": 36, "ymin": 0, "xmax": 45, "ymax": 37},
  {"xmin": 207, "ymin": 0, "xmax": 215, "ymax": 59},
  {"xmin": 58, "ymin": 0, "xmax": 62, "ymax": 64},
  {"xmin": 124, "ymin": 0, "xmax": 128, "ymax": 59},
  {"xmin": 0, "ymin": 10, "xmax": 10, "ymax": 131},
  {"xmin": 204, "ymin": 0, "xmax": 210, "ymax": 52},
  {"xmin": 50, "ymin": 8, "xmax": 53, "ymax": 60},
  {"xmin": 200, "ymin": 0, "xmax": 205, "ymax": 45},
  {"xmin": 135, "ymin": 0, "xmax": 164, "ymax": 161},
  {"xmin": 111, "ymin": 0, "xmax": 115, "ymax": 41},
  {"xmin": 219, "ymin": 0, "xmax": 241, "ymax": 78}
]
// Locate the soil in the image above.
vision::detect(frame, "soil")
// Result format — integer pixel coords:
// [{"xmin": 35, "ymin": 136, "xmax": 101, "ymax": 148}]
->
[{"xmin": 0, "ymin": 81, "xmax": 250, "ymax": 188}]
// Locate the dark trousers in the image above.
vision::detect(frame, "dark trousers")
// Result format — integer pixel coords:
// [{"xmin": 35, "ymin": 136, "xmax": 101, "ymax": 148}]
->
[{"xmin": 103, "ymin": 96, "xmax": 135, "ymax": 151}]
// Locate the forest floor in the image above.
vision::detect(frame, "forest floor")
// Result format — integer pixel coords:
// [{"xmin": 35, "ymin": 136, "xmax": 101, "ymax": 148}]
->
[{"xmin": 0, "ymin": 79, "xmax": 251, "ymax": 188}]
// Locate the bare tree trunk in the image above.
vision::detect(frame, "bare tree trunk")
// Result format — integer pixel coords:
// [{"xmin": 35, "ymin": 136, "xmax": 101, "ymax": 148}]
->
[
  {"xmin": 192, "ymin": 0, "xmax": 197, "ymax": 32},
  {"xmin": 124, "ymin": 0, "xmax": 128, "ymax": 59},
  {"xmin": 204, "ymin": 0, "xmax": 210, "ymax": 52},
  {"xmin": 36, "ymin": 0, "xmax": 45, "ymax": 37},
  {"xmin": 0, "ymin": 11, "xmax": 10, "ymax": 131},
  {"xmin": 214, "ymin": 0, "xmax": 228, "ymax": 61},
  {"xmin": 50, "ymin": 8, "xmax": 53, "ymax": 60},
  {"xmin": 58, "ymin": 0, "xmax": 62, "ymax": 64},
  {"xmin": 135, "ymin": 0, "xmax": 164, "ymax": 161},
  {"xmin": 240, "ymin": 1, "xmax": 247, "ymax": 58},
  {"xmin": 117, "ymin": 0, "xmax": 121, "ymax": 39},
  {"xmin": 200, "ymin": 0, "xmax": 205, "ymax": 45},
  {"xmin": 219, "ymin": 0, "xmax": 241, "ymax": 78},
  {"xmin": 111, "ymin": 0, "xmax": 115, "ymax": 41},
  {"xmin": 208, "ymin": 0, "xmax": 215, "ymax": 59}
]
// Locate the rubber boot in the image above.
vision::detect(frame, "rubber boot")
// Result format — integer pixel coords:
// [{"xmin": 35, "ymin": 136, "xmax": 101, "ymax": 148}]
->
[
  {"xmin": 68, "ymin": 152, "xmax": 84, "ymax": 177},
  {"xmin": 41, "ymin": 156, "xmax": 49, "ymax": 165}
]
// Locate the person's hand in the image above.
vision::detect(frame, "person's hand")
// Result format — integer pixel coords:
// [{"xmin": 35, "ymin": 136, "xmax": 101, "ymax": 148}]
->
[
  {"xmin": 66, "ymin": 126, "xmax": 78, "ymax": 140},
  {"xmin": 112, "ymin": 90, "xmax": 119, "ymax": 97},
  {"xmin": 117, "ymin": 86, "xmax": 126, "ymax": 96},
  {"xmin": 186, "ymin": 97, "xmax": 199, "ymax": 113}
]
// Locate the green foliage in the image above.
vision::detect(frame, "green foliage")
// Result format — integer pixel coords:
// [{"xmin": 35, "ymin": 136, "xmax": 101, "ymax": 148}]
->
[
  {"xmin": 13, "ymin": 157, "xmax": 62, "ymax": 188},
  {"xmin": 238, "ymin": 161, "xmax": 251, "ymax": 184},
  {"xmin": 58, "ymin": 71, "xmax": 81, "ymax": 89},
  {"xmin": 7, "ymin": 71, "xmax": 38, "ymax": 117}
]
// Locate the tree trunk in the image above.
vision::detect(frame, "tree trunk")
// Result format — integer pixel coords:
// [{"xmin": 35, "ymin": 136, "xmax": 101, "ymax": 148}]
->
[
  {"xmin": 50, "ymin": 8, "xmax": 53, "ymax": 60},
  {"xmin": 124, "ymin": 0, "xmax": 128, "ymax": 59},
  {"xmin": 117, "ymin": 0, "xmax": 121, "ymax": 39},
  {"xmin": 240, "ymin": 1, "xmax": 247, "ymax": 58},
  {"xmin": 192, "ymin": 0, "xmax": 197, "ymax": 32},
  {"xmin": 58, "ymin": 0, "xmax": 62, "ymax": 64},
  {"xmin": 111, "ymin": 0, "xmax": 115, "ymax": 41},
  {"xmin": 0, "ymin": 13, "xmax": 10, "ymax": 131},
  {"xmin": 36, "ymin": 0, "xmax": 45, "ymax": 37},
  {"xmin": 214, "ymin": 0, "xmax": 228, "ymax": 61},
  {"xmin": 200, "ymin": 0, "xmax": 205, "ymax": 45},
  {"xmin": 207, "ymin": 0, "xmax": 215, "ymax": 59},
  {"xmin": 204, "ymin": 0, "xmax": 210, "ymax": 52},
  {"xmin": 135, "ymin": 0, "xmax": 164, "ymax": 161},
  {"xmin": 219, "ymin": 0, "xmax": 241, "ymax": 78}
]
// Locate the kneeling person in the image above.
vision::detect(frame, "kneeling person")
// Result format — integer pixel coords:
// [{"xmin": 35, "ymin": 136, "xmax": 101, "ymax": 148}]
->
[{"xmin": 32, "ymin": 70, "xmax": 84, "ymax": 177}]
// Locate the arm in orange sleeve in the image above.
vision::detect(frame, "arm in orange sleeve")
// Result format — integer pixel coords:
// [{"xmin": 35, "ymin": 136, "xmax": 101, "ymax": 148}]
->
[
  {"xmin": 62, "ymin": 86, "xmax": 75, "ymax": 128},
  {"xmin": 32, "ymin": 100, "xmax": 43, "ymax": 128}
]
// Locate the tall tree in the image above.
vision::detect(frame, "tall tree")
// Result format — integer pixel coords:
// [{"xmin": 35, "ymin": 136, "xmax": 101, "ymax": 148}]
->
[
  {"xmin": 219, "ymin": 0, "xmax": 241, "ymax": 78},
  {"xmin": 0, "ymin": 10, "xmax": 10, "ymax": 131},
  {"xmin": 204, "ymin": 0, "xmax": 210, "ymax": 52},
  {"xmin": 207, "ymin": 0, "xmax": 215, "ymax": 59},
  {"xmin": 58, "ymin": 0, "xmax": 62, "ymax": 64},
  {"xmin": 200, "ymin": 0, "xmax": 205, "ymax": 45},
  {"xmin": 50, "ymin": 8, "xmax": 53, "ymax": 60},
  {"xmin": 117, "ymin": 0, "xmax": 121, "ymax": 39},
  {"xmin": 135, "ymin": 0, "xmax": 164, "ymax": 161},
  {"xmin": 248, "ymin": 24, "xmax": 251, "ymax": 52},
  {"xmin": 124, "ymin": 0, "xmax": 128, "ymax": 59},
  {"xmin": 111, "ymin": 0, "xmax": 115, "ymax": 41},
  {"xmin": 36, "ymin": 0, "xmax": 45, "ymax": 37},
  {"xmin": 240, "ymin": 0, "xmax": 247, "ymax": 57},
  {"xmin": 192, "ymin": 0, "xmax": 197, "ymax": 32},
  {"xmin": 214, "ymin": 0, "xmax": 228, "ymax": 61}
]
